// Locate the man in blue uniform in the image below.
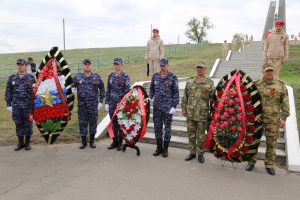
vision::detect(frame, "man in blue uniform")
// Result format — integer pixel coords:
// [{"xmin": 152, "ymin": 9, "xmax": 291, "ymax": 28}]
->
[
  {"xmin": 149, "ymin": 58, "xmax": 179, "ymax": 157},
  {"xmin": 106, "ymin": 58, "xmax": 131, "ymax": 150},
  {"xmin": 73, "ymin": 59, "xmax": 105, "ymax": 149},
  {"xmin": 5, "ymin": 59, "xmax": 35, "ymax": 151}
]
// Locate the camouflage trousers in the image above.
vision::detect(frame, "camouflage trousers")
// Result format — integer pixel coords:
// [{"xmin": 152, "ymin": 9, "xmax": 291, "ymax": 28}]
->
[
  {"xmin": 78, "ymin": 105, "xmax": 98, "ymax": 136},
  {"xmin": 267, "ymin": 58, "xmax": 282, "ymax": 79},
  {"xmin": 248, "ymin": 122, "xmax": 279, "ymax": 168},
  {"xmin": 12, "ymin": 107, "xmax": 32, "ymax": 136},
  {"xmin": 187, "ymin": 119, "xmax": 207, "ymax": 155},
  {"xmin": 153, "ymin": 108, "xmax": 173, "ymax": 142}
]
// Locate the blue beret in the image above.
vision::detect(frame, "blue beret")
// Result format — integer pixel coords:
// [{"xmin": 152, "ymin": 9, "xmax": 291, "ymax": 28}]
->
[
  {"xmin": 159, "ymin": 58, "xmax": 168, "ymax": 66},
  {"xmin": 16, "ymin": 59, "xmax": 27, "ymax": 65}
]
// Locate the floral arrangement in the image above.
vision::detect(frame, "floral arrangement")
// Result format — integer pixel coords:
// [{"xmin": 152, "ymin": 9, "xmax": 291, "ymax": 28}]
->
[
  {"xmin": 32, "ymin": 47, "xmax": 74, "ymax": 144},
  {"xmin": 204, "ymin": 70, "xmax": 263, "ymax": 162},
  {"xmin": 108, "ymin": 85, "xmax": 150, "ymax": 146}
]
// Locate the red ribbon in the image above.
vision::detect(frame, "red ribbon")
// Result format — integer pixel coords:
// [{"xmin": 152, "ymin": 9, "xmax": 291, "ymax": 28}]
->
[
  {"xmin": 31, "ymin": 59, "xmax": 70, "ymax": 122},
  {"xmin": 204, "ymin": 70, "xmax": 247, "ymax": 159},
  {"xmin": 226, "ymin": 71, "xmax": 246, "ymax": 158},
  {"xmin": 108, "ymin": 86, "xmax": 147, "ymax": 140}
]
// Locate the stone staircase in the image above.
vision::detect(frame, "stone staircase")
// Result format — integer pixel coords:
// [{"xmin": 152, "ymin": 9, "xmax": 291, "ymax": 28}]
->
[
  {"xmin": 140, "ymin": 80, "xmax": 287, "ymax": 163},
  {"xmin": 212, "ymin": 41, "xmax": 264, "ymax": 80}
]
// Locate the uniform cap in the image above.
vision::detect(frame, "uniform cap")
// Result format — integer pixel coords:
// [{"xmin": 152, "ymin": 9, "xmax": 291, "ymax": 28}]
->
[
  {"xmin": 83, "ymin": 59, "xmax": 91, "ymax": 64},
  {"xmin": 196, "ymin": 61, "xmax": 206, "ymax": 68},
  {"xmin": 263, "ymin": 64, "xmax": 275, "ymax": 72},
  {"xmin": 16, "ymin": 59, "xmax": 27, "ymax": 65},
  {"xmin": 114, "ymin": 57, "xmax": 122, "ymax": 65},
  {"xmin": 159, "ymin": 58, "xmax": 168, "ymax": 66},
  {"xmin": 275, "ymin": 20, "xmax": 285, "ymax": 26},
  {"xmin": 152, "ymin": 28, "xmax": 159, "ymax": 33}
]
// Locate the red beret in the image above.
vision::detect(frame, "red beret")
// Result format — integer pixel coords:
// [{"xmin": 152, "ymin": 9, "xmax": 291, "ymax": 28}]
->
[
  {"xmin": 275, "ymin": 20, "xmax": 285, "ymax": 26},
  {"xmin": 152, "ymin": 28, "xmax": 159, "ymax": 33}
]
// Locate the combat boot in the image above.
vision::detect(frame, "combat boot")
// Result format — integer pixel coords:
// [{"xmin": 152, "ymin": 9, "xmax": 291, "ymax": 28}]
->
[
  {"xmin": 79, "ymin": 136, "xmax": 87, "ymax": 149},
  {"xmin": 24, "ymin": 136, "xmax": 31, "ymax": 151},
  {"xmin": 162, "ymin": 141, "xmax": 169, "ymax": 157},
  {"xmin": 185, "ymin": 154, "xmax": 196, "ymax": 161},
  {"xmin": 245, "ymin": 164, "xmax": 255, "ymax": 171},
  {"xmin": 153, "ymin": 139, "xmax": 163, "ymax": 156},
  {"xmin": 15, "ymin": 136, "xmax": 24, "ymax": 151},
  {"xmin": 117, "ymin": 135, "xmax": 123, "ymax": 151},
  {"xmin": 107, "ymin": 138, "xmax": 118, "ymax": 150},
  {"xmin": 89, "ymin": 134, "xmax": 96, "ymax": 148},
  {"xmin": 266, "ymin": 168, "xmax": 275, "ymax": 176},
  {"xmin": 198, "ymin": 153, "xmax": 205, "ymax": 163}
]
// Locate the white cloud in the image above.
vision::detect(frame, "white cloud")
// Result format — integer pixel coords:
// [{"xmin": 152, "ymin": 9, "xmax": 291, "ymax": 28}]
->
[{"xmin": 0, "ymin": 0, "xmax": 299, "ymax": 53}]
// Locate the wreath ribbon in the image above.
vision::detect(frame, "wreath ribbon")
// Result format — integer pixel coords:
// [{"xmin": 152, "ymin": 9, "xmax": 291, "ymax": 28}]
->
[
  {"xmin": 31, "ymin": 59, "xmax": 70, "ymax": 122},
  {"xmin": 204, "ymin": 70, "xmax": 247, "ymax": 159}
]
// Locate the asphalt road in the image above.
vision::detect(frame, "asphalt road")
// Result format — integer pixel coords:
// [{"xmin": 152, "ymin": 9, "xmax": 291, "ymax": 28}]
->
[{"xmin": 0, "ymin": 140, "xmax": 299, "ymax": 200}]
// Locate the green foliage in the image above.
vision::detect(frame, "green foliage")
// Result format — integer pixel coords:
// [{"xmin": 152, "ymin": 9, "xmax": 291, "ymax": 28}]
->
[
  {"xmin": 185, "ymin": 17, "xmax": 215, "ymax": 44},
  {"xmin": 40, "ymin": 119, "xmax": 62, "ymax": 134}
]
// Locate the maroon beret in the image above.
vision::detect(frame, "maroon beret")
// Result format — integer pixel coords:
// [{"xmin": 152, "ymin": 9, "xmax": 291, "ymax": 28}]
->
[
  {"xmin": 275, "ymin": 20, "xmax": 285, "ymax": 26},
  {"xmin": 152, "ymin": 28, "xmax": 159, "ymax": 33}
]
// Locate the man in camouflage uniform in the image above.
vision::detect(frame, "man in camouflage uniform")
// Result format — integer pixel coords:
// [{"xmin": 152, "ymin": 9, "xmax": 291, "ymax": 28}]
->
[
  {"xmin": 246, "ymin": 64, "xmax": 290, "ymax": 175},
  {"xmin": 5, "ymin": 59, "xmax": 35, "ymax": 151},
  {"xmin": 181, "ymin": 62, "xmax": 215, "ymax": 163},
  {"xmin": 263, "ymin": 20, "xmax": 289, "ymax": 79},
  {"xmin": 106, "ymin": 58, "xmax": 131, "ymax": 151},
  {"xmin": 73, "ymin": 59, "xmax": 105, "ymax": 149},
  {"xmin": 149, "ymin": 58, "xmax": 179, "ymax": 157}
]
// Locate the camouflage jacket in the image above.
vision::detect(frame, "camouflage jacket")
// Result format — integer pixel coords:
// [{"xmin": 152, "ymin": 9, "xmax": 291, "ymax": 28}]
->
[
  {"xmin": 181, "ymin": 77, "xmax": 215, "ymax": 121},
  {"xmin": 255, "ymin": 78, "xmax": 290, "ymax": 123},
  {"xmin": 263, "ymin": 31, "xmax": 289, "ymax": 62}
]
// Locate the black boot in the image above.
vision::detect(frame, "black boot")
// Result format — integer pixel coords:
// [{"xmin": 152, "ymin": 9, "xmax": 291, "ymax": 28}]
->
[
  {"xmin": 107, "ymin": 137, "xmax": 118, "ymax": 150},
  {"xmin": 153, "ymin": 139, "xmax": 163, "ymax": 156},
  {"xmin": 117, "ymin": 135, "xmax": 123, "ymax": 151},
  {"xmin": 79, "ymin": 136, "xmax": 87, "ymax": 149},
  {"xmin": 245, "ymin": 164, "xmax": 255, "ymax": 171},
  {"xmin": 266, "ymin": 168, "xmax": 275, "ymax": 176},
  {"xmin": 89, "ymin": 134, "xmax": 96, "ymax": 148},
  {"xmin": 185, "ymin": 154, "xmax": 196, "ymax": 161},
  {"xmin": 15, "ymin": 136, "xmax": 24, "ymax": 151},
  {"xmin": 198, "ymin": 153, "xmax": 205, "ymax": 163},
  {"xmin": 24, "ymin": 136, "xmax": 31, "ymax": 151},
  {"xmin": 162, "ymin": 141, "xmax": 169, "ymax": 157}
]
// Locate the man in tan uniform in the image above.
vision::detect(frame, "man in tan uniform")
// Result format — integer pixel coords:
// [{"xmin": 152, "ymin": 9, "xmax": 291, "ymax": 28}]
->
[
  {"xmin": 222, "ymin": 40, "xmax": 229, "ymax": 58},
  {"xmin": 145, "ymin": 28, "xmax": 164, "ymax": 77},
  {"xmin": 263, "ymin": 20, "xmax": 289, "ymax": 79},
  {"xmin": 181, "ymin": 61, "xmax": 215, "ymax": 163},
  {"xmin": 245, "ymin": 64, "xmax": 290, "ymax": 176}
]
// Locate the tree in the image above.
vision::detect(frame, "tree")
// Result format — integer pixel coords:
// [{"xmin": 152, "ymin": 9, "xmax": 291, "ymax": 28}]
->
[
  {"xmin": 233, "ymin": 33, "xmax": 245, "ymax": 46},
  {"xmin": 185, "ymin": 16, "xmax": 215, "ymax": 44}
]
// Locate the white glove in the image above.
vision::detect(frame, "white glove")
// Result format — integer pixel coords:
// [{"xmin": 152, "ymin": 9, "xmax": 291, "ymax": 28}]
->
[
  {"xmin": 72, "ymin": 87, "xmax": 76, "ymax": 93},
  {"xmin": 7, "ymin": 106, "xmax": 12, "ymax": 112},
  {"xmin": 105, "ymin": 104, "xmax": 109, "ymax": 112},
  {"xmin": 97, "ymin": 103, "xmax": 102, "ymax": 110},
  {"xmin": 169, "ymin": 107, "xmax": 176, "ymax": 115}
]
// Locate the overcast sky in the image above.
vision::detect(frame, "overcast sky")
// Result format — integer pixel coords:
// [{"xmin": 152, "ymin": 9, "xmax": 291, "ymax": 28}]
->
[{"xmin": 0, "ymin": 0, "xmax": 299, "ymax": 53}]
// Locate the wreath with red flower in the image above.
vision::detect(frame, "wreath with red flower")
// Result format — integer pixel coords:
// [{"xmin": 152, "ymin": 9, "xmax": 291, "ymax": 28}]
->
[
  {"xmin": 32, "ymin": 47, "xmax": 74, "ymax": 144},
  {"xmin": 108, "ymin": 85, "xmax": 150, "ymax": 146},
  {"xmin": 204, "ymin": 70, "xmax": 263, "ymax": 162}
]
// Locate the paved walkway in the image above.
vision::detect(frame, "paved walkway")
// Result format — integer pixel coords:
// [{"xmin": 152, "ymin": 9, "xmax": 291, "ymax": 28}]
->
[{"xmin": 0, "ymin": 140, "xmax": 299, "ymax": 200}]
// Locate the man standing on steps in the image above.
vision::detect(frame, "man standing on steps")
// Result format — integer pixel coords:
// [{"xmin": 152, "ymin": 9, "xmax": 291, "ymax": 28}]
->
[
  {"xmin": 106, "ymin": 58, "xmax": 131, "ymax": 151},
  {"xmin": 5, "ymin": 59, "xmax": 35, "ymax": 151},
  {"xmin": 73, "ymin": 59, "xmax": 105, "ymax": 149},
  {"xmin": 263, "ymin": 20, "xmax": 289, "ymax": 79},
  {"xmin": 245, "ymin": 64, "xmax": 290, "ymax": 176},
  {"xmin": 149, "ymin": 58, "xmax": 179, "ymax": 158},
  {"xmin": 222, "ymin": 40, "xmax": 229, "ymax": 58},
  {"xmin": 145, "ymin": 28, "xmax": 164, "ymax": 77},
  {"xmin": 181, "ymin": 61, "xmax": 215, "ymax": 163}
]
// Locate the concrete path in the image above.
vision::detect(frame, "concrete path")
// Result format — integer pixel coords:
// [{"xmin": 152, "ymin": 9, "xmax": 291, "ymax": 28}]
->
[{"xmin": 0, "ymin": 140, "xmax": 299, "ymax": 200}]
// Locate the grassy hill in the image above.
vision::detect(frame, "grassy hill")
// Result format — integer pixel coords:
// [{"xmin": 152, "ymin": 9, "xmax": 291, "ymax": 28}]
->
[{"xmin": 0, "ymin": 43, "xmax": 299, "ymax": 146}]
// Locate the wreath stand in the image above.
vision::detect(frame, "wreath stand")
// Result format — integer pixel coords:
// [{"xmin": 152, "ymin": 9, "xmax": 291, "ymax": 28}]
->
[
  {"xmin": 219, "ymin": 159, "xmax": 239, "ymax": 169},
  {"xmin": 122, "ymin": 144, "xmax": 140, "ymax": 156},
  {"xmin": 122, "ymin": 135, "xmax": 141, "ymax": 156}
]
